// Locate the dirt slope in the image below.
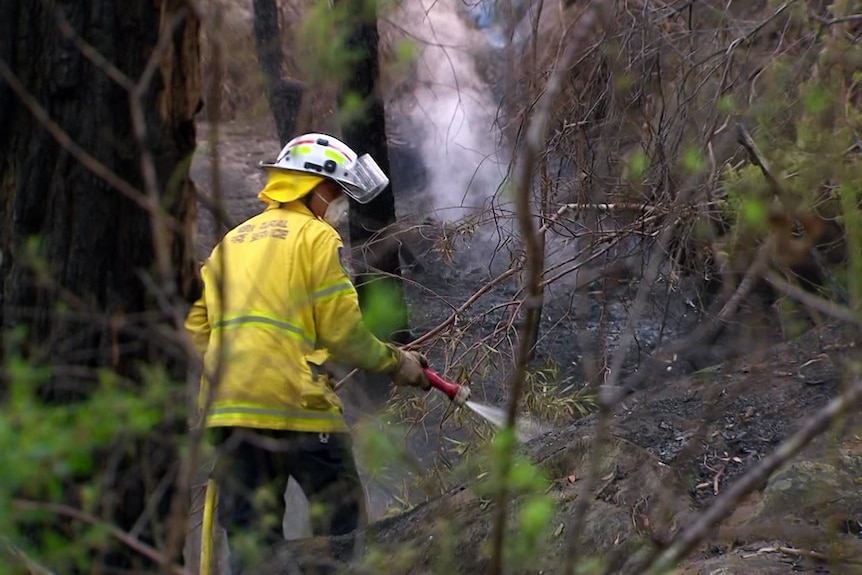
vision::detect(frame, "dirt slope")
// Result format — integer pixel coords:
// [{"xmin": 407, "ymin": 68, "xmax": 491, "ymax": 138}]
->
[{"xmin": 256, "ymin": 320, "xmax": 860, "ymax": 575}]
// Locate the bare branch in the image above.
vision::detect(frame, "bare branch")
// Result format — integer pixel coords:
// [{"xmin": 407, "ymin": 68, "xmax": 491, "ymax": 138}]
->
[
  {"xmin": 0, "ymin": 57, "xmax": 162, "ymax": 220},
  {"xmin": 11, "ymin": 500, "xmax": 194, "ymax": 575},
  {"xmin": 735, "ymin": 122, "xmax": 785, "ymax": 199},
  {"xmin": 820, "ymin": 13, "xmax": 862, "ymax": 26},
  {"xmin": 763, "ymin": 270, "xmax": 862, "ymax": 326}
]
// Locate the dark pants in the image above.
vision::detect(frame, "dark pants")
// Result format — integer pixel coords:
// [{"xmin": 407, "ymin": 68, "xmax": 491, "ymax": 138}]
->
[{"xmin": 210, "ymin": 427, "xmax": 365, "ymax": 549}]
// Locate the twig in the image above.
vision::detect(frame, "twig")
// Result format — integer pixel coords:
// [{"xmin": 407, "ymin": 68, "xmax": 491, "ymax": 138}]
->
[
  {"xmin": 11, "ymin": 500, "xmax": 194, "ymax": 575},
  {"xmin": 0, "ymin": 536, "xmax": 56, "ymax": 575},
  {"xmin": 0, "ymin": 57, "xmax": 161, "ymax": 219},
  {"xmin": 124, "ymin": 6, "xmax": 203, "ymax": 570},
  {"xmin": 762, "ymin": 270, "xmax": 862, "ymax": 326},
  {"xmin": 735, "ymin": 122, "xmax": 784, "ymax": 197},
  {"xmin": 820, "ymin": 14, "xmax": 862, "ymax": 26},
  {"xmin": 641, "ymin": 377, "xmax": 862, "ymax": 575},
  {"xmin": 712, "ymin": 464, "xmax": 726, "ymax": 495},
  {"xmin": 735, "ymin": 121, "xmax": 807, "ymax": 218},
  {"xmin": 563, "ymin": 202, "xmax": 660, "ymax": 213},
  {"xmin": 693, "ymin": 2, "xmax": 798, "ymax": 68},
  {"xmin": 333, "ymin": 266, "xmax": 520, "ymax": 391},
  {"xmin": 764, "ymin": 545, "xmax": 862, "ymax": 566}
]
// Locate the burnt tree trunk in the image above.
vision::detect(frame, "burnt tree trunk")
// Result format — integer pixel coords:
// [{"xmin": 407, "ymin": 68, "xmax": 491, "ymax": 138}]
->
[
  {"xmin": 337, "ymin": 0, "xmax": 410, "ymax": 347},
  {"xmin": 252, "ymin": 0, "xmax": 303, "ymax": 145},
  {"xmin": 0, "ymin": 0, "xmax": 200, "ymax": 570}
]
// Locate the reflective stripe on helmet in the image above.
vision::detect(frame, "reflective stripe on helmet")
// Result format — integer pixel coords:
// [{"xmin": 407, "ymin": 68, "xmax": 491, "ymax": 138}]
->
[
  {"xmin": 324, "ymin": 149, "xmax": 348, "ymax": 164},
  {"xmin": 288, "ymin": 137, "xmax": 356, "ymax": 162}
]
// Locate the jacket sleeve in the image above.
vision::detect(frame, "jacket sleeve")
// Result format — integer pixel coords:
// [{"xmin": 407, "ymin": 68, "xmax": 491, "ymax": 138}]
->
[
  {"xmin": 308, "ymin": 228, "xmax": 399, "ymax": 373},
  {"xmin": 185, "ymin": 285, "xmax": 211, "ymax": 356}
]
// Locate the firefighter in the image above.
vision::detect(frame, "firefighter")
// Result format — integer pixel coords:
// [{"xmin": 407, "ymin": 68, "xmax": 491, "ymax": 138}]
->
[{"xmin": 185, "ymin": 133, "xmax": 429, "ymax": 567}]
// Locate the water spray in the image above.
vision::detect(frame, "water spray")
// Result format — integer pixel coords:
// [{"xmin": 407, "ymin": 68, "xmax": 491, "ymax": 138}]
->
[
  {"xmin": 335, "ymin": 365, "xmax": 547, "ymax": 440},
  {"xmin": 424, "ymin": 368, "xmax": 549, "ymax": 442}
]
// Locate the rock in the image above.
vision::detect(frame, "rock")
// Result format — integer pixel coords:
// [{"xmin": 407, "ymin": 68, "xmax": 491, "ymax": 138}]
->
[{"xmin": 758, "ymin": 459, "xmax": 862, "ymax": 525}]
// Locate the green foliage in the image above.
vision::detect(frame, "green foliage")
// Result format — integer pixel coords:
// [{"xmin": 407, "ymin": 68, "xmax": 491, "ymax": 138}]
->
[
  {"xmin": 839, "ymin": 182, "xmax": 862, "ymax": 309},
  {"xmin": 360, "ymin": 278, "xmax": 409, "ymax": 339},
  {"xmin": 802, "ymin": 82, "xmax": 832, "ymax": 117},
  {"xmin": 682, "ymin": 146, "xmax": 708, "ymax": 175},
  {"xmin": 626, "ymin": 150, "xmax": 649, "ymax": 183},
  {"xmin": 710, "ymin": 1, "xmax": 862, "ymax": 322},
  {"xmin": 292, "ymin": 2, "xmax": 360, "ymax": 85},
  {"xmin": 522, "ymin": 361, "xmax": 596, "ymax": 423},
  {"xmin": 451, "ymin": 430, "xmax": 559, "ymax": 569},
  {"xmin": 293, "ymin": 0, "xmax": 390, "ymax": 88},
  {"xmin": 393, "ymin": 38, "xmax": 419, "ymax": 71},
  {"xmin": 354, "ymin": 418, "xmax": 408, "ymax": 481},
  {"xmin": 717, "ymin": 94, "xmax": 736, "ymax": 115},
  {"xmin": 512, "ymin": 495, "xmax": 554, "ymax": 560},
  {"xmin": 0, "ymin": 332, "xmax": 186, "ymax": 573},
  {"xmin": 338, "ymin": 90, "xmax": 367, "ymax": 127},
  {"xmin": 721, "ymin": 163, "xmax": 771, "ymax": 240},
  {"xmin": 360, "ymin": 544, "xmax": 420, "ymax": 573}
]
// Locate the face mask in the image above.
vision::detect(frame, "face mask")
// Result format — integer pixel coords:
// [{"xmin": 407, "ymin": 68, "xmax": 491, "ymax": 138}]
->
[{"xmin": 323, "ymin": 195, "xmax": 349, "ymax": 228}]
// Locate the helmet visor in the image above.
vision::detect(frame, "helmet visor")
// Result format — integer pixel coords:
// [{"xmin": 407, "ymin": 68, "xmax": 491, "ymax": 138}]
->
[{"xmin": 339, "ymin": 154, "xmax": 390, "ymax": 204}]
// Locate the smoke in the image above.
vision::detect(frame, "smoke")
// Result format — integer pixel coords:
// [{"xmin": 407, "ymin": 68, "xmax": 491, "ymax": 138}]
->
[{"xmin": 386, "ymin": 0, "xmax": 509, "ymax": 222}]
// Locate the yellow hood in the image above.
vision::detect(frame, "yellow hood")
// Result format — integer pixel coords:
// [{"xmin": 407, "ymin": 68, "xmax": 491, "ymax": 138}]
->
[{"xmin": 258, "ymin": 170, "xmax": 324, "ymax": 207}]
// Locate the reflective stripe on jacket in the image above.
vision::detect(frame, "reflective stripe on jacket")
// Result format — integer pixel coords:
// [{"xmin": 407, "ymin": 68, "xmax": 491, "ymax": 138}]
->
[{"xmin": 185, "ymin": 201, "xmax": 399, "ymax": 432}]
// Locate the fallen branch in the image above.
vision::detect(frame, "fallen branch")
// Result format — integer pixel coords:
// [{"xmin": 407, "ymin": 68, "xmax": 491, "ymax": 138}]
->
[
  {"xmin": 641, "ymin": 377, "xmax": 862, "ymax": 575},
  {"xmin": 562, "ymin": 202, "xmax": 660, "ymax": 213},
  {"xmin": 755, "ymin": 544, "xmax": 862, "ymax": 566}
]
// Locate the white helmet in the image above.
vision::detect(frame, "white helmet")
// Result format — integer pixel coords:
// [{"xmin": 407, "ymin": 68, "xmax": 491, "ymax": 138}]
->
[{"xmin": 259, "ymin": 133, "xmax": 390, "ymax": 204}]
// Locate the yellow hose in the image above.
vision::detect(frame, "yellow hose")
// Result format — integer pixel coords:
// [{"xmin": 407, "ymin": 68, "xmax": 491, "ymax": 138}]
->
[{"xmin": 200, "ymin": 479, "xmax": 218, "ymax": 575}]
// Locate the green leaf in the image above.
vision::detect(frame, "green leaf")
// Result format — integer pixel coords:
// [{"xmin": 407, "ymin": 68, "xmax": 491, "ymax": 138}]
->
[
  {"xmin": 741, "ymin": 198, "xmax": 767, "ymax": 228},
  {"xmin": 360, "ymin": 278, "xmax": 407, "ymax": 339},
  {"xmin": 717, "ymin": 94, "xmax": 736, "ymax": 114},
  {"xmin": 627, "ymin": 150, "xmax": 648, "ymax": 181},
  {"xmin": 803, "ymin": 84, "xmax": 831, "ymax": 115},
  {"xmin": 395, "ymin": 39, "xmax": 418, "ymax": 68},
  {"xmin": 519, "ymin": 496, "xmax": 554, "ymax": 536},
  {"xmin": 338, "ymin": 91, "xmax": 366, "ymax": 128},
  {"xmin": 492, "ymin": 428, "xmax": 516, "ymax": 458},
  {"xmin": 510, "ymin": 461, "xmax": 537, "ymax": 490},
  {"xmin": 683, "ymin": 147, "xmax": 707, "ymax": 174}
]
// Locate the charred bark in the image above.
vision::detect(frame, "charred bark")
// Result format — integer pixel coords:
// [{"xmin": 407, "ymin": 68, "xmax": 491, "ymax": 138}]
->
[
  {"xmin": 0, "ymin": 0, "xmax": 199, "ymax": 570},
  {"xmin": 252, "ymin": 0, "xmax": 303, "ymax": 145},
  {"xmin": 337, "ymin": 0, "xmax": 410, "ymax": 348}
]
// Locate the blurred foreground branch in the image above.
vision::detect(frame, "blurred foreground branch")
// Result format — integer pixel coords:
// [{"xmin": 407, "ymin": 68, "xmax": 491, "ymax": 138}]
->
[
  {"xmin": 642, "ymin": 376, "xmax": 862, "ymax": 574},
  {"xmin": 488, "ymin": 3, "xmax": 608, "ymax": 575}
]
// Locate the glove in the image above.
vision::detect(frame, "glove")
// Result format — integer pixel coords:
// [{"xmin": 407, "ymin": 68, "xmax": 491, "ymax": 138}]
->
[{"xmin": 390, "ymin": 346, "xmax": 431, "ymax": 390}]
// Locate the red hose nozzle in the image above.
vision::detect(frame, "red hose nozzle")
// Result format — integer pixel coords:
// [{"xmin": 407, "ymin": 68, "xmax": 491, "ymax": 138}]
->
[{"xmin": 424, "ymin": 368, "xmax": 470, "ymax": 406}]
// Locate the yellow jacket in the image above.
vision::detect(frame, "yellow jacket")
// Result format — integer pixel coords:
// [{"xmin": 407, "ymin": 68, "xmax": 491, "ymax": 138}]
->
[{"xmin": 185, "ymin": 200, "xmax": 399, "ymax": 433}]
